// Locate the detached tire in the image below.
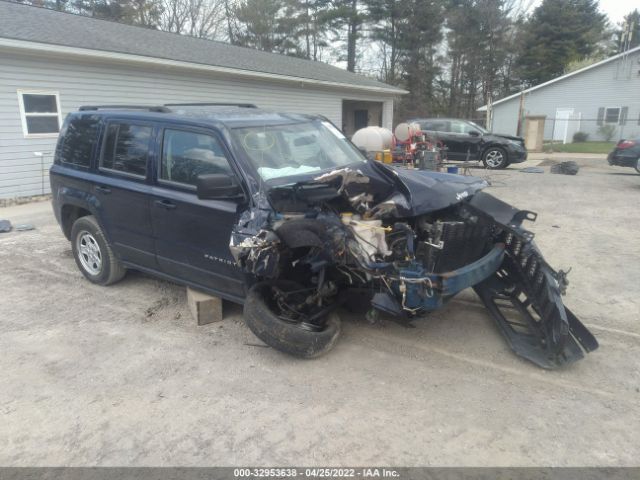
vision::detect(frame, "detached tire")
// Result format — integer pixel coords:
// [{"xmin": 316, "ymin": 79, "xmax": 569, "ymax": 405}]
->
[
  {"xmin": 71, "ymin": 215, "xmax": 126, "ymax": 286},
  {"xmin": 482, "ymin": 146, "xmax": 508, "ymax": 169},
  {"xmin": 244, "ymin": 281, "xmax": 341, "ymax": 358}
]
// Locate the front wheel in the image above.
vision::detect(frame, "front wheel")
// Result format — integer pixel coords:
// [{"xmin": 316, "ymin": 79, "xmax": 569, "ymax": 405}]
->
[
  {"xmin": 71, "ymin": 215, "xmax": 126, "ymax": 285},
  {"xmin": 243, "ymin": 281, "xmax": 341, "ymax": 358},
  {"xmin": 482, "ymin": 147, "xmax": 508, "ymax": 169}
]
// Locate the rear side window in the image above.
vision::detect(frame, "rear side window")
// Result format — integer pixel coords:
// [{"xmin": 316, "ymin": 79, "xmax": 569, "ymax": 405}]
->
[
  {"xmin": 420, "ymin": 120, "xmax": 449, "ymax": 132},
  {"xmin": 101, "ymin": 123, "xmax": 152, "ymax": 177},
  {"xmin": 58, "ymin": 115, "xmax": 100, "ymax": 168},
  {"xmin": 161, "ymin": 129, "xmax": 233, "ymax": 186}
]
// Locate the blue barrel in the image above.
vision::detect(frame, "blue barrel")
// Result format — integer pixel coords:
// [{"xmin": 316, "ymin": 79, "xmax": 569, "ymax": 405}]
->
[{"xmin": 447, "ymin": 166, "xmax": 459, "ymax": 174}]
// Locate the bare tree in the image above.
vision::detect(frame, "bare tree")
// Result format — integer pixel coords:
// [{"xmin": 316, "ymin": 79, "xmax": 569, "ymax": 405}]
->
[{"xmin": 161, "ymin": 0, "xmax": 226, "ymax": 38}]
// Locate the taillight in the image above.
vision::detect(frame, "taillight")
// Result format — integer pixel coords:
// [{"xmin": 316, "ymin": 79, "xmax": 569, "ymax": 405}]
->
[{"xmin": 617, "ymin": 140, "xmax": 637, "ymax": 150}]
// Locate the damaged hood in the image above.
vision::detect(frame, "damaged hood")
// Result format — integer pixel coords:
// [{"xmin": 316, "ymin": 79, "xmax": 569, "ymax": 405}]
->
[
  {"xmin": 264, "ymin": 161, "xmax": 488, "ymax": 218},
  {"xmin": 387, "ymin": 165, "xmax": 488, "ymax": 216}
]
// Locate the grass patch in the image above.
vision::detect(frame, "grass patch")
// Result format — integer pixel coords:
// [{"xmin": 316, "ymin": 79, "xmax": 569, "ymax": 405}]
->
[{"xmin": 543, "ymin": 141, "xmax": 615, "ymax": 154}]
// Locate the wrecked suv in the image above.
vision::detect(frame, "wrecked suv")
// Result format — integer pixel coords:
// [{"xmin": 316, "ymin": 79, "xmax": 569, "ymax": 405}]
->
[{"xmin": 51, "ymin": 104, "xmax": 597, "ymax": 369}]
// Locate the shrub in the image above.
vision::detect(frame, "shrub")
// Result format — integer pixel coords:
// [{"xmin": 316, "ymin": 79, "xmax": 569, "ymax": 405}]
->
[
  {"xmin": 598, "ymin": 124, "xmax": 617, "ymax": 142},
  {"xmin": 572, "ymin": 131, "xmax": 589, "ymax": 143}
]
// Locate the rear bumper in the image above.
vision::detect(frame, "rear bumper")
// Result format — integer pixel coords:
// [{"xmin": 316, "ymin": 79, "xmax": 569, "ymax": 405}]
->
[{"xmin": 608, "ymin": 151, "xmax": 639, "ymax": 168}]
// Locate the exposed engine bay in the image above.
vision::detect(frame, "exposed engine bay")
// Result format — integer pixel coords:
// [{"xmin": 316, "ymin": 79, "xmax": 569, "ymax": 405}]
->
[{"xmin": 232, "ymin": 162, "xmax": 598, "ymax": 368}]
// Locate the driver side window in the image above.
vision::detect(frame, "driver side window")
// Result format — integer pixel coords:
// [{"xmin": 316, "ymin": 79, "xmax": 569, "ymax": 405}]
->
[
  {"xmin": 449, "ymin": 120, "xmax": 470, "ymax": 134},
  {"xmin": 161, "ymin": 129, "xmax": 233, "ymax": 186}
]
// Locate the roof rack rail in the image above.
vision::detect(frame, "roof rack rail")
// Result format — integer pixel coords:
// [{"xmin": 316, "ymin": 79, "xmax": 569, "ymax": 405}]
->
[
  {"xmin": 78, "ymin": 105, "xmax": 170, "ymax": 112},
  {"xmin": 164, "ymin": 103, "xmax": 257, "ymax": 108}
]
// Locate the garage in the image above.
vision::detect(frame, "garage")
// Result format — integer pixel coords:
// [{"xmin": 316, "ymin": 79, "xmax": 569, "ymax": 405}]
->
[{"xmin": 0, "ymin": 1, "xmax": 404, "ymax": 200}]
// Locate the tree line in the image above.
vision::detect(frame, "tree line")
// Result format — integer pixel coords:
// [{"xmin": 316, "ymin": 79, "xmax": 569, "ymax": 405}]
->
[{"xmin": 14, "ymin": 0, "xmax": 640, "ymax": 122}]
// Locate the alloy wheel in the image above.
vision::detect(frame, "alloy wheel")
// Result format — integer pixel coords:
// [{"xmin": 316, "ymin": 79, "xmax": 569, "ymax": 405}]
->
[
  {"xmin": 485, "ymin": 149, "xmax": 504, "ymax": 168},
  {"xmin": 77, "ymin": 231, "xmax": 102, "ymax": 275}
]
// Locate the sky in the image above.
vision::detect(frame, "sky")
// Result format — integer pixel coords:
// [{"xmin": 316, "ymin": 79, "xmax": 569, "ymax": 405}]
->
[{"xmin": 530, "ymin": 0, "xmax": 638, "ymax": 24}]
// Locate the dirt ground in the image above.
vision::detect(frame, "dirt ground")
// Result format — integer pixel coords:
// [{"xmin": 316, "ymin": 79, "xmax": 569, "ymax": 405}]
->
[{"xmin": 1, "ymin": 154, "xmax": 639, "ymax": 466}]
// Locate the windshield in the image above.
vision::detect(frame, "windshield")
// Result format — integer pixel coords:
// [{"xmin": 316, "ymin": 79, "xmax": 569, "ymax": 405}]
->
[{"xmin": 231, "ymin": 120, "xmax": 366, "ymax": 181}]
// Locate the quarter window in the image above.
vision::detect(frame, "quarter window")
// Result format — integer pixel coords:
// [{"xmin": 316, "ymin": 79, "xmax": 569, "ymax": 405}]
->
[
  {"xmin": 161, "ymin": 129, "xmax": 233, "ymax": 186},
  {"xmin": 100, "ymin": 123, "xmax": 152, "ymax": 177},
  {"xmin": 18, "ymin": 91, "xmax": 61, "ymax": 136},
  {"xmin": 58, "ymin": 114, "xmax": 101, "ymax": 168}
]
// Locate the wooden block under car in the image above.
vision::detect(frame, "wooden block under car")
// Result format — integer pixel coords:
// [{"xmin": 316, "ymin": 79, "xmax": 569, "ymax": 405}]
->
[{"xmin": 187, "ymin": 287, "xmax": 226, "ymax": 325}]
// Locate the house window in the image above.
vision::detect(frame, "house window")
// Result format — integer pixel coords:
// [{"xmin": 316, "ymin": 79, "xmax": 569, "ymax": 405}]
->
[
  {"xmin": 17, "ymin": 91, "xmax": 61, "ymax": 137},
  {"xmin": 605, "ymin": 107, "xmax": 621, "ymax": 124}
]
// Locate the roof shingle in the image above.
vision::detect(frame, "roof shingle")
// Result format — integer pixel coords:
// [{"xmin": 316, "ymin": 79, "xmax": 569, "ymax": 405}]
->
[{"xmin": 0, "ymin": 0, "xmax": 404, "ymax": 93}]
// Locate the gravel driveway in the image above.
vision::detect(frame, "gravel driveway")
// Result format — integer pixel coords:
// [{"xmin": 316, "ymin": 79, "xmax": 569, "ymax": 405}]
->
[{"xmin": 1, "ymin": 156, "xmax": 639, "ymax": 466}]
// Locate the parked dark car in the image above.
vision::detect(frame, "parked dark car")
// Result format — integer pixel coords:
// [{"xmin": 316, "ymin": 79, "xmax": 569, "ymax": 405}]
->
[
  {"xmin": 608, "ymin": 137, "xmax": 640, "ymax": 173},
  {"xmin": 50, "ymin": 104, "xmax": 596, "ymax": 368},
  {"xmin": 409, "ymin": 118, "xmax": 527, "ymax": 169}
]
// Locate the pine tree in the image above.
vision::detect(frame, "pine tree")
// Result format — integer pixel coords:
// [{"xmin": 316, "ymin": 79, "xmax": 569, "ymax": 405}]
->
[{"xmin": 515, "ymin": 0, "xmax": 607, "ymax": 86}]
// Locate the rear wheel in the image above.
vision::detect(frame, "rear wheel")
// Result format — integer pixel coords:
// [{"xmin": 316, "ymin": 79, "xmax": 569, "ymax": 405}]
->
[
  {"xmin": 71, "ymin": 215, "xmax": 126, "ymax": 285},
  {"xmin": 482, "ymin": 147, "xmax": 508, "ymax": 169},
  {"xmin": 243, "ymin": 280, "xmax": 341, "ymax": 358}
]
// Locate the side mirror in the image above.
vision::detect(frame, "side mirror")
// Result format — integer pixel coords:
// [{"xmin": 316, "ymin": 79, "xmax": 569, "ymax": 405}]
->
[
  {"xmin": 196, "ymin": 174, "xmax": 243, "ymax": 200},
  {"xmin": 469, "ymin": 130, "xmax": 481, "ymax": 137}
]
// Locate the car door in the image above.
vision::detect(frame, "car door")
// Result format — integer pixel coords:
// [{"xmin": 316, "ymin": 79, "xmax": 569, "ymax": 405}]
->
[
  {"xmin": 419, "ymin": 120, "xmax": 462, "ymax": 160},
  {"xmin": 95, "ymin": 119, "xmax": 156, "ymax": 269},
  {"xmin": 448, "ymin": 120, "xmax": 483, "ymax": 161},
  {"xmin": 150, "ymin": 126, "xmax": 246, "ymax": 300}
]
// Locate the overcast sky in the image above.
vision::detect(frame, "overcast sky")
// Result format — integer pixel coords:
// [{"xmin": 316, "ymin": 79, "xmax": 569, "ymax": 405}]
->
[{"xmin": 530, "ymin": 0, "xmax": 638, "ymax": 24}]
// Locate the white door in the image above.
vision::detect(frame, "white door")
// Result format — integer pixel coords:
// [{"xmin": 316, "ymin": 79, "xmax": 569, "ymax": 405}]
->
[
  {"xmin": 565, "ymin": 112, "xmax": 582, "ymax": 144},
  {"xmin": 553, "ymin": 108, "xmax": 574, "ymax": 143}
]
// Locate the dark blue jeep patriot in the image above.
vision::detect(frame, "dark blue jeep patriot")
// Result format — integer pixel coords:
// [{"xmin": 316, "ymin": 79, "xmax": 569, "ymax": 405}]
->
[{"xmin": 51, "ymin": 104, "xmax": 597, "ymax": 367}]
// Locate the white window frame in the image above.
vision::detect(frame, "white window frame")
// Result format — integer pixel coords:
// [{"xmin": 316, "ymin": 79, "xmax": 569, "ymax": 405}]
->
[
  {"xmin": 17, "ymin": 90, "xmax": 62, "ymax": 138},
  {"xmin": 604, "ymin": 106, "xmax": 621, "ymax": 124}
]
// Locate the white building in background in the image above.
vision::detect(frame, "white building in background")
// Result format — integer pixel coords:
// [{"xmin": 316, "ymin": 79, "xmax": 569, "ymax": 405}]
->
[
  {"xmin": 0, "ymin": 1, "xmax": 405, "ymax": 199},
  {"xmin": 479, "ymin": 46, "xmax": 640, "ymax": 143}
]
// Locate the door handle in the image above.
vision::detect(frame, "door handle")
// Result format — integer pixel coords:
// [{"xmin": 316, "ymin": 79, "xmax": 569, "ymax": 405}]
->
[
  {"xmin": 155, "ymin": 199, "xmax": 177, "ymax": 210},
  {"xmin": 96, "ymin": 186, "xmax": 111, "ymax": 194}
]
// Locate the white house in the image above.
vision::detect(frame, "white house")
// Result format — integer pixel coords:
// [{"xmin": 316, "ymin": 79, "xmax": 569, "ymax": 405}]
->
[
  {"xmin": 479, "ymin": 46, "xmax": 640, "ymax": 144},
  {"xmin": 0, "ymin": 0, "xmax": 405, "ymax": 199}
]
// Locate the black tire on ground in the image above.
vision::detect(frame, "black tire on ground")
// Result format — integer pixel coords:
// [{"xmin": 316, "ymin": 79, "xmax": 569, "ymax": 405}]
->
[
  {"xmin": 70, "ymin": 215, "xmax": 126, "ymax": 286},
  {"xmin": 243, "ymin": 281, "xmax": 341, "ymax": 358},
  {"xmin": 482, "ymin": 146, "xmax": 509, "ymax": 169},
  {"xmin": 635, "ymin": 159, "xmax": 640, "ymax": 175}
]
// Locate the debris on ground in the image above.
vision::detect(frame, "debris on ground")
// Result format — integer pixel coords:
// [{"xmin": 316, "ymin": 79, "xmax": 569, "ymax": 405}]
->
[
  {"xmin": 15, "ymin": 224, "xmax": 35, "ymax": 232},
  {"xmin": 520, "ymin": 167, "xmax": 545, "ymax": 174},
  {"xmin": 0, "ymin": 220, "xmax": 12, "ymax": 233},
  {"xmin": 550, "ymin": 161, "xmax": 580, "ymax": 175}
]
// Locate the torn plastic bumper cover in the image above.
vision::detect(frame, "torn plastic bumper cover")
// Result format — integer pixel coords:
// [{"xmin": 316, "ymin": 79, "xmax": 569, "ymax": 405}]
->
[{"xmin": 230, "ymin": 165, "xmax": 598, "ymax": 368}]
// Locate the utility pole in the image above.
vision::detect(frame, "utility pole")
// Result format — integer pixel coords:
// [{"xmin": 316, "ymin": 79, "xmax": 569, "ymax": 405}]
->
[{"xmin": 516, "ymin": 91, "xmax": 525, "ymax": 137}]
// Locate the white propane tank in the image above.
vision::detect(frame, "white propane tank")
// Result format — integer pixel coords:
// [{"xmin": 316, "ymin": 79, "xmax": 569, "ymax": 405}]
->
[
  {"xmin": 394, "ymin": 122, "xmax": 422, "ymax": 142},
  {"xmin": 351, "ymin": 126, "xmax": 393, "ymax": 152}
]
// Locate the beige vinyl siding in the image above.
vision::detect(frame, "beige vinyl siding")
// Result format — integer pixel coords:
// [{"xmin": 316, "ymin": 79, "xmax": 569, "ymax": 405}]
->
[{"xmin": 0, "ymin": 50, "xmax": 397, "ymax": 198}]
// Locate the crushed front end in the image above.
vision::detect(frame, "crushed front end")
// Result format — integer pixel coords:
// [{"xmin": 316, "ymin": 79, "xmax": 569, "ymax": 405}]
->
[{"xmin": 231, "ymin": 164, "xmax": 597, "ymax": 368}]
